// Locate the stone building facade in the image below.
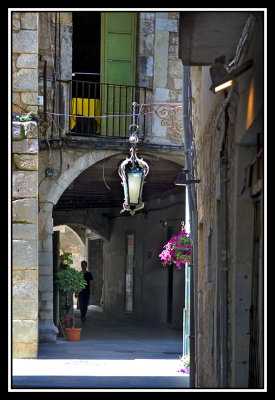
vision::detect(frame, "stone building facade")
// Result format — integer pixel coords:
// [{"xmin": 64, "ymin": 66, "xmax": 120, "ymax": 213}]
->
[
  {"xmin": 178, "ymin": 11, "xmax": 264, "ymax": 388},
  {"xmin": 11, "ymin": 10, "xmax": 265, "ymax": 389},
  {"xmin": 11, "ymin": 10, "xmax": 186, "ymax": 359}
]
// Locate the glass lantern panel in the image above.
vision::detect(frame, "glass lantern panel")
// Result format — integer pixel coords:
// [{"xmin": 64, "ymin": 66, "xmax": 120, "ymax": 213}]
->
[{"xmin": 126, "ymin": 170, "xmax": 143, "ymax": 205}]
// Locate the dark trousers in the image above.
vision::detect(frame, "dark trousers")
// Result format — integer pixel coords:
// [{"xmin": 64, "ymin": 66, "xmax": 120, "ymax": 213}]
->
[{"xmin": 78, "ymin": 291, "xmax": 90, "ymax": 320}]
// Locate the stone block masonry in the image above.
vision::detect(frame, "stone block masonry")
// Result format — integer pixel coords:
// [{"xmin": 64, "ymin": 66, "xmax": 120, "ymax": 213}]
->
[
  {"xmin": 12, "ymin": 12, "xmax": 39, "ymax": 115},
  {"xmin": 12, "ymin": 120, "xmax": 39, "ymax": 358},
  {"xmin": 137, "ymin": 12, "xmax": 183, "ymax": 145}
]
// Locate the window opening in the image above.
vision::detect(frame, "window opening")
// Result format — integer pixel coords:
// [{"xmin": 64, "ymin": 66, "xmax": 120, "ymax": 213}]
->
[{"xmin": 71, "ymin": 12, "xmax": 101, "ymax": 135}]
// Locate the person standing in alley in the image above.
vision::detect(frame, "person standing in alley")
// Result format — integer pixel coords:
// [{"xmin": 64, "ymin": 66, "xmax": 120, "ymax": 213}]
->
[{"xmin": 75, "ymin": 260, "xmax": 93, "ymax": 322}]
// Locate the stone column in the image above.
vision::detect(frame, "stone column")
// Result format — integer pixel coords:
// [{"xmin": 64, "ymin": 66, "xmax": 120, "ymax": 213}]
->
[
  {"xmin": 38, "ymin": 202, "xmax": 59, "ymax": 342},
  {"xmin": 12, "ymin": 11, "xmax": 40, "ymax": 358},
  {"xmin": 12, "ymin": 121, "xmax": 39, "ymax": 358}
]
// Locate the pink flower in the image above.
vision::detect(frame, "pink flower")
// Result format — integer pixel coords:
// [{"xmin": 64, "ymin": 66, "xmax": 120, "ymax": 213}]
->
[
  {"xmin": 159, "ymin": 230, "xmax": 192, "ymax": 267},
  {"xmin": 65, "ymin": 314, "xmax": 71, "ymax": 327}
]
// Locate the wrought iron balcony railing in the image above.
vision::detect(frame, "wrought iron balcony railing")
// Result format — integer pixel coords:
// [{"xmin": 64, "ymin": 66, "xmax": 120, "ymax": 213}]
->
[{"xmin": 64, "ymin": 80, "xmax": 151, "ymax": 138}]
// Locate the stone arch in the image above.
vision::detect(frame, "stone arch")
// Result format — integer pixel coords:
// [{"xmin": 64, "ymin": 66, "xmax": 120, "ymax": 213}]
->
[
  {"xmin": 64, "ymin": 225, "xmax": 86, "ymax": 248},
  {"xmin": 39, "ymin": 148, "xmax": 121, "ymax": 205},
  {"xmin": 38, "ymin": 147, "xmax": 184, "ymax": 342},
  {"xmin": 54, "ymin": 224, "xmax": 87, "ymax": 267},
  {"xmin": 38, "ymin": 148, "xmax": 120, "ymax": 342},
  {"xmin": 53, "ymin": 217, "xmax": 109, "ymax": 242}
]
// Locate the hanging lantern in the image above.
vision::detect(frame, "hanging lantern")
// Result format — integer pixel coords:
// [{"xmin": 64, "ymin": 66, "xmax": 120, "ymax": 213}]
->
[{"xmin": 118, "ymin": 124, "xmax": 149, "ymax": 216}]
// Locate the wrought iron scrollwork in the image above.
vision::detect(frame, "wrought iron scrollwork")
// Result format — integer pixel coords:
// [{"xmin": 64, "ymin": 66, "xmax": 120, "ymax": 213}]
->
[{"xmin": 138, "ymin": 103, "xmax": 183, "ymax": 135}]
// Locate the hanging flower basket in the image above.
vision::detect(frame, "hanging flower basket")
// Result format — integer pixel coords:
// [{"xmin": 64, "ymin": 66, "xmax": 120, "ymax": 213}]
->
[
  {"xmin": 159, "ymin": 229, "xmax": 192, "ymax": 270},
  {"xmin": 177, "ymin": 355, "xmax": 190, "ymax": 374}
]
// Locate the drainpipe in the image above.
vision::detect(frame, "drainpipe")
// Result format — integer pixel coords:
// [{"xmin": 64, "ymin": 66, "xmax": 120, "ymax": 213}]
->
[
  {"xmin": 43, "ymin": 60, "xmax": 47, "ymax": 121},
  {"xmin": 183, "ymin": 66, "xmax": 199, "ymax": 388}
]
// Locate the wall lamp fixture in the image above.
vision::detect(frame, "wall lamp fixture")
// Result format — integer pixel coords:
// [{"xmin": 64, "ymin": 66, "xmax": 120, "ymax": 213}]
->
[
  {"xmin": 118, "ymin": 124, "xmax": 149, "ymax": 216},
  {"xmin": 175, "ymin": 169, "xmax": 200, "ymax": 186},
  {"xmin": 210, "ymin": 56, "xmax": 253, "ymax": 93}
]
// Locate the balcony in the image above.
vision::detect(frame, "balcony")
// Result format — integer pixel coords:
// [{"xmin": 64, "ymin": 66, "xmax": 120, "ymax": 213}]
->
[{"xmin": 57, "ymin": 79, "xmax": 152, "ymax": 139}]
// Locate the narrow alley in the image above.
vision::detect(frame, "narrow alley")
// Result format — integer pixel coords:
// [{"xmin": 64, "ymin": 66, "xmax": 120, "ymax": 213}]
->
[
  {"xmin": 12, "ymin": 306, "xmax": 189, "ymax": 390},
  {"xmin": 11, "ymin": 10, "xmax": 266, "ymax": 391}
]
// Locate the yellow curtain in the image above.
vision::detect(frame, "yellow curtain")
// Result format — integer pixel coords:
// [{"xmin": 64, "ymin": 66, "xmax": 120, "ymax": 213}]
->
[{"xmin": 70, "ymin": 98, "xmax": 101, "ymax": 131}]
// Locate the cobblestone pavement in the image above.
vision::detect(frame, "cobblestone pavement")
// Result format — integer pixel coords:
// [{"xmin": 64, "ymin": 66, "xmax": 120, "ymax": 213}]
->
[{"xmin": 11, "ymin": 306, "xmax": 190, "ymax": 390}]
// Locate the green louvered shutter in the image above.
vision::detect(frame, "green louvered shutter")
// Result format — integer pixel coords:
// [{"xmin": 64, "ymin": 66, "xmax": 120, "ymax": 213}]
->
[{"xmin": 100, "ymin": 12, "xmax": 137, "ymax": 136}]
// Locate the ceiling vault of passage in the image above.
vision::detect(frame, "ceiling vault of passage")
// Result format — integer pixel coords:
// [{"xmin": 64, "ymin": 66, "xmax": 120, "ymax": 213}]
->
[{"xmin": 54, "ymin": 153, "xmax": 184, "ymax": 211}]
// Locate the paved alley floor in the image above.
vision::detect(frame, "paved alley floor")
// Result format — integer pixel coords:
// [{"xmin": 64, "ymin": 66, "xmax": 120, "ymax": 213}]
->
[{"xmin": 12, "ymin": 306, "xmax": 190, "ymax": 391}]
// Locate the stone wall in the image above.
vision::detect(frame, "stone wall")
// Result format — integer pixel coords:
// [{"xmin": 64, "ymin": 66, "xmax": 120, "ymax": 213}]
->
[
  {"xmin": 190, "ymin": 66, "xmax": 224, "ymax": 387},
  {"xmin": 12, "ymin": 12, "xmax": 39, "ymax": 115},
  {"xmin": 137, "ymin": 12, "xmax": 183, "ymax": 145},
  {"xmin": 12, "ymin": 121, "xmax": 39, "ymax": 358},
  {"xmin": 37, "ymin": 12, "xmax": 72, "ymax": 138},
  {"xmin": 103, "ymin": 192, "xmax": 186, "ymax": 327},
  {"xmin": 189, "ymin": 12, "xmax": 264, "ymax": 387}
]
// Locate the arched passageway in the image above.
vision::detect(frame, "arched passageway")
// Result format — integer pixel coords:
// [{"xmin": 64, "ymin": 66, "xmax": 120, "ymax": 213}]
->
[{"xmin": 38, "ymin": 148, "xmax": 186, "ymax": 344}]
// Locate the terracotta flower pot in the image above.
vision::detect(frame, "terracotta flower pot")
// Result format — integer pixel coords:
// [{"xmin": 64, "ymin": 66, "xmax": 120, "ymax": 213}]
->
[{"xmin": 66, "ymin": 328, "xmax": 82, "ymax": 341}]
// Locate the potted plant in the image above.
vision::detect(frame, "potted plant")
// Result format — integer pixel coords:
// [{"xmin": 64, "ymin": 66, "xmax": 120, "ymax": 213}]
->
[
  {"xmin": 159, "ymin": 228, "xmax": 192, "ymax": 269},
  {"xmin": 55, "ymin": 252, "xmax": 87, "ymax": 341}
]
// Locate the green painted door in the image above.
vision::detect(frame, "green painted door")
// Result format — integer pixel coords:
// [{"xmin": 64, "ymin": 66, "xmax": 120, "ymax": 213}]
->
[{"xmin": 100, "ymin": 12, "xmax": 137, "ymax": 136}]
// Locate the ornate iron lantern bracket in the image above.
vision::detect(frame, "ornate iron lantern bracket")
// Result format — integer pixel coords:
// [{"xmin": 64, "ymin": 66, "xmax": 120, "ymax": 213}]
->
[{"xmin": 138, "ymin": 103, "xmax": 183, "ymax": 135}]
